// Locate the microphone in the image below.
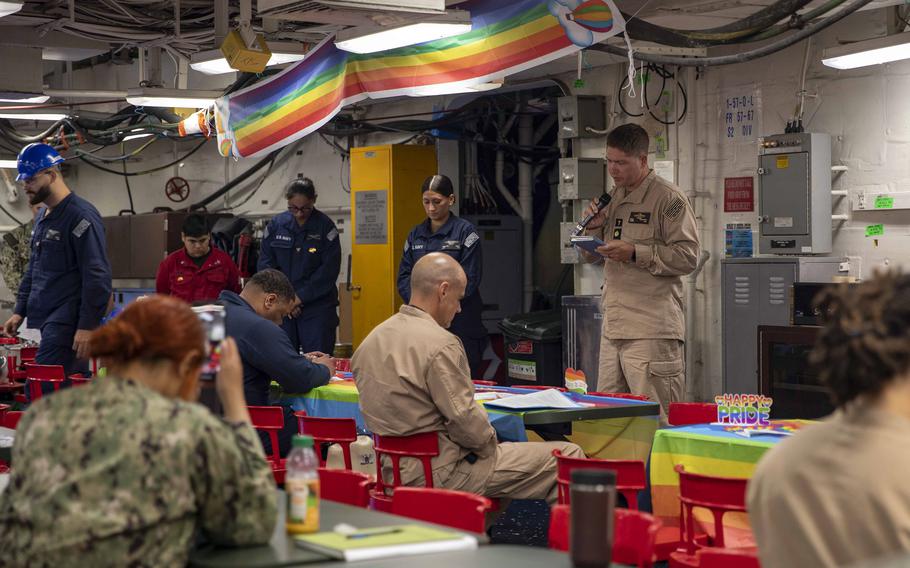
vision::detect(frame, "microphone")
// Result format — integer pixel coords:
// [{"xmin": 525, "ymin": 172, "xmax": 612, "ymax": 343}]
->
[{"xmin": 572, "ymin": 192, "xmax": 612, "ymax": 236}]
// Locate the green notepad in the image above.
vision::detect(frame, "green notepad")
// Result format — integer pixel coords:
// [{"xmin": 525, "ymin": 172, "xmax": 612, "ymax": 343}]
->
[{"xmin": 294, "ymin": 524, "xmax": 477, "ymax": 562}]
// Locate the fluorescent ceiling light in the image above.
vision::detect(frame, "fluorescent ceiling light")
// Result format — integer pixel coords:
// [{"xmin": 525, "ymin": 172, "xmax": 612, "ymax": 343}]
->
[
  {"xmin": 822, "ymin": 32, "xmax": 910, "ymax": 69},
  {"xmin": 0, "ymin": 95, "xmax": 50, "ymax": 104},
  {"xmin": 409, "ymin": 80, "xmax": 502, "ymax": 97},
  {"xmin": 126, "ymin": 88, "xmax": 220, "ymax": 109},
  {"xmin": 123, "ymin": 133, "xmax": 155, "ymax": 142},
  {"xmin": 0, "ymin": 1, "xmax": 22, "ymax": 18},
  {"xmin": 0, "ymin": 112, "xmax": 67, "ymax": 121},
  {"xmin": 335, "ymin": 11, "xmax": 471, "ymax": 54},
  {"xmin": 190, "ymin": 42, "xmax": 308, "ymax": 75},
  {"xmin": 0, "ymin": 159, "xmax": 16, "ymax": 169}
]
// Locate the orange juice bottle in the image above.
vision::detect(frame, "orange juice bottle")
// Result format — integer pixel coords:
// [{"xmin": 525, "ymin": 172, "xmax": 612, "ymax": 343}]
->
[{"xmin": 285, "ymin": 434, "xmax": 320, "ymax": 534}]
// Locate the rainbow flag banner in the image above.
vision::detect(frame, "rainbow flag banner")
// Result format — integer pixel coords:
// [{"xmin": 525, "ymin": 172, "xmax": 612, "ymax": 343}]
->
[
  {"xmin": 212, "ymin": 0, "xmax": 624, "ymax": 158},
  {"xmin": 650, "ymin": 420, "xmax": 813, "ymax": 547},
  {"xmin": 282, "ymin": 382, "xmax": 657, "ymax": 460}
]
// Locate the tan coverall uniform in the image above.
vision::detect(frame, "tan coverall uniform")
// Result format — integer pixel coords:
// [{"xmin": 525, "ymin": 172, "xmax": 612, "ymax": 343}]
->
[
  {"xmin": 585, "ymin": 170, "xmax": 699, "ymax": 424},
  {"xmin": 748, "ymin": 402, "xmax": 910, "ymax": 568},
  {"xmin": 353, "ymin": 305, "xmax": 584, "ymax": 504}
]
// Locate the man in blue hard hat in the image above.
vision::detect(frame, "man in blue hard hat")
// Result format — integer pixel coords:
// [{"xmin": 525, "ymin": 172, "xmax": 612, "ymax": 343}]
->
[{"xmin": 1, "ymin": 143, "xmax": 112, "ymax": 378}]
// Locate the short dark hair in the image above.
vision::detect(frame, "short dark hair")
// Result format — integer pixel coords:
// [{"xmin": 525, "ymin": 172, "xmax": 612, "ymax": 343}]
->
[
  {"xmin": 607, "ymin": 124, "xmax": 649, "ymax": 157},
  {"xmin": 421, "ymin": 174, "xmax": 454, "ymax": 197},
  {"xmin": 247, "ymin": 268, "xmax": 296, "ymax": 301},
  {"xmin": 286, "ymin": 177, "xmax": 316, "ymax": 200},
  {"xmin": 182, "ymin": 214, "xmax": 209, "ymax": 238},
  {"xmin": 811, "ymin": 271, "xmax": 910, "ymax": 407}
]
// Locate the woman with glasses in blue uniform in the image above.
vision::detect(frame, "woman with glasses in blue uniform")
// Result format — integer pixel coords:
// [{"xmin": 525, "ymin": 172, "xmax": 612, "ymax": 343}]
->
[
  {"xmin": 258, "ymin": 178, "xmax": 341, "ymax": 355},
  {"xmin": 397, "ymin": 174, "xmax": 488, "ymax": 378}
]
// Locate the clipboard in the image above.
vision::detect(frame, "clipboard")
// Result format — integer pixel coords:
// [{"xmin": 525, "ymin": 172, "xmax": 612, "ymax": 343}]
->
[{"xmin": 570, "ymin": 235, "xmax": 606, "ymax": 254}]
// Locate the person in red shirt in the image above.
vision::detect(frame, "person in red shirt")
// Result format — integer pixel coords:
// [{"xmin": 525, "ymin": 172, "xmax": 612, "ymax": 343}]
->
[{"xmin": 156, "ymin": 214, "xmax": 241, "ymax": 303}]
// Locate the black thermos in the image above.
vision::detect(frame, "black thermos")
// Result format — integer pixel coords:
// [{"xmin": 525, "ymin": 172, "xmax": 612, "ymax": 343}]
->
[{"xmin": 570, "ymin": 468, "xmax": 617, "ymax": 568}]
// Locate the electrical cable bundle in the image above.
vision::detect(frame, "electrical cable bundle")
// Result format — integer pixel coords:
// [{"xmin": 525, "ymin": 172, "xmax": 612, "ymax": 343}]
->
[{"xmin": 618, "ymin": 64, "xmax": 688, "ymax": 125}]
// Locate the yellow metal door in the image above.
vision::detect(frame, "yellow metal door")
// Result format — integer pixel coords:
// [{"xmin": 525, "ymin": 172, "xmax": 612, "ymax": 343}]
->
[{"xmin": 349, "ymin": 144, "xmax": 436, "ymax": 347}]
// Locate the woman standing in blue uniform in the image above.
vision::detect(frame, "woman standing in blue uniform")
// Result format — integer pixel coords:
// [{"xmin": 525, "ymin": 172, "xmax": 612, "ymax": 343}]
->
[
  {"xmin": 397, "ymin": 174, "xmax": 487, "ymax": 378},
  {"xmin": 258, "ymin": 178, "xmax": 341, "ymax": 354}
]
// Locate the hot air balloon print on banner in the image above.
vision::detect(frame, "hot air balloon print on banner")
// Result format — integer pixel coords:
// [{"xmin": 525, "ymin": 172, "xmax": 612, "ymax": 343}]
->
[{"xmin": 567, "ymin": 0, "xmax": 615, "ymax": 33}]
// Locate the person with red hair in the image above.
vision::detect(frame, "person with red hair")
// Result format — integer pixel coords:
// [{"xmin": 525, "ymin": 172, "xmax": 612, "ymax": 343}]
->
[{"xmin": 0, "ymin": 295, "xmax": 276, "ymax": 566}]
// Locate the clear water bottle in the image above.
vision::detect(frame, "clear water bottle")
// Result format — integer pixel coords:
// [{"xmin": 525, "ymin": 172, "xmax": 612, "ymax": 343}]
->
[{"xmin": 285, "ymin": 434, "xmax": 320, "ymax": 534}]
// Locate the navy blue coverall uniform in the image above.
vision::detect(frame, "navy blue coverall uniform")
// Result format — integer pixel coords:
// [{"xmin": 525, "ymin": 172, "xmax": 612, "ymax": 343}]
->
[
  {"xmin": 258, "ymin": 209, "xmax": 341, "ymax": 355},
  {"xmin": 397, "ymin": 215, "xmax": 488, "ymax": 378},
  {"xmin": 14, "ymin": 193, "xmax": 111, "ymax": 378},
  {"xmin": 220, "ymin": 290, "xmax": 331, "ymax": 457}
]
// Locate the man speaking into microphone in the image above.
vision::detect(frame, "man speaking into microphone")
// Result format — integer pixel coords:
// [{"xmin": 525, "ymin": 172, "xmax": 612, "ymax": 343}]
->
[{"xmin": 578, "ymin": 124, "xmax": 700, "ymax": 425}]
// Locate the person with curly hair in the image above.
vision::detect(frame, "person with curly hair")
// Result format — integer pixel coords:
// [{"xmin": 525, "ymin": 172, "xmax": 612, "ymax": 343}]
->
[{"xmin": 748, "ymin": 271, "xmax": 910, "ymax": 568}]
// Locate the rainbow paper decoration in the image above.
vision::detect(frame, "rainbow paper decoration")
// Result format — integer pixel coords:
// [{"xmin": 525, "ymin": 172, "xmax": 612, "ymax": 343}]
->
[{"xmin": 210, "ymin": 0, "xmax": 624, "ymax": 158}]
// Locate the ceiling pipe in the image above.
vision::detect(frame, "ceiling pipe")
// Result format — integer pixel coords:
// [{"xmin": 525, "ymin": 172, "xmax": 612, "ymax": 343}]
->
[{"xmin": 44, "ymin": 89, "xmax": 128, "ymax": 99}]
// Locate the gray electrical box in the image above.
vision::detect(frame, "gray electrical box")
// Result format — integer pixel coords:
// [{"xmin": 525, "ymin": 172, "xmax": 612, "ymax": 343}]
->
[
  {"xmin": 463, "ymin": 215, "xmax": 523, "ymax": 333},
  {"xmin": 558, "ymin": 157, "xmax": 606, "ymax": 200},
  {"xmin": 757, "ymin": 132, "xmax": 831, "ymax": 255},
  {"xmin": 557, "ymin": 95, "xmax": 606, "ymax": 139},
  {"xmin": 721, "ymin": 257, "xmax": 844, "ymax": 394}
]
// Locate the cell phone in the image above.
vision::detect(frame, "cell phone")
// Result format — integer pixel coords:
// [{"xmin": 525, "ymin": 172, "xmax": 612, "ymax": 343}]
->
[
  {"xmin": 570, "ymin": 235, "xmax": 606, "ymax": 254},
  {"xmin": 192, "ymin": 304, "xmax": 226, "ymax": 380}
]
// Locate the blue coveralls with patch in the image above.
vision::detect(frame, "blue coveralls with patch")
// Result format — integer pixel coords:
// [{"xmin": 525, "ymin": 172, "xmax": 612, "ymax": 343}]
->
[
  {"xmin": 14, "ymin": 193, "xmax": 112, "ymax": 381},
  {"xmin": 258, "ymin": 209, "xmax": 341, "ymax": 354},
  {"xmin": 397, "ymin": 215, "xmax": 488, "ymax": 378}
]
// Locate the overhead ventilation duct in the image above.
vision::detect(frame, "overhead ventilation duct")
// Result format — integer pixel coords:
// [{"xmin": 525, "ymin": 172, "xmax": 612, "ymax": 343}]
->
[{"xmin": 0, "ymin": 46, "xmax": 45, "ymax": 102}]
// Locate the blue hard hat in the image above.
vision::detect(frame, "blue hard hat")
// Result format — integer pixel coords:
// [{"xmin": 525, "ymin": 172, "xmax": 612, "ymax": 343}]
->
[{"xmin": 16, "ymin": 143, "xmax": 64, "ymax": 182}]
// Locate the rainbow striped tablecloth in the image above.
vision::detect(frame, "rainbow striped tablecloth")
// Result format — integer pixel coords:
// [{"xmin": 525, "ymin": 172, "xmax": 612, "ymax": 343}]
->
[
  {"xmin": 650, "ymin": 420, "xmax": 812, "ymax": 546},
  {"xmin": 282, "ymin": 383, "xmax": 658, "ymax": 461}
]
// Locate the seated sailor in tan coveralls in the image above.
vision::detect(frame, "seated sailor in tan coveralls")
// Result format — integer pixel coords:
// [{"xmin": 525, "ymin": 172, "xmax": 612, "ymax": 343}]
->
[{"xmin": 353, "ymin": 253, "xmax": 585, "ymax": 504}]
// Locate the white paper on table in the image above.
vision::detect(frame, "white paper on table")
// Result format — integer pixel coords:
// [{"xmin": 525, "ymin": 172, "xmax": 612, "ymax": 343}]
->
[
  {"xmin": 731, "ymin": 428, "xmax": 793, "ymax": 438},
  {"xmin": 483, "ymin": 389, "xmax": 583, "ymax": 410}
]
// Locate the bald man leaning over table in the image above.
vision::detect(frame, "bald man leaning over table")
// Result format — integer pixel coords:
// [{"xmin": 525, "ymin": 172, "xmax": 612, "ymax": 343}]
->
[{"xmin": 353, "ymin": 253, "xmax": 584, "ymax": 504}]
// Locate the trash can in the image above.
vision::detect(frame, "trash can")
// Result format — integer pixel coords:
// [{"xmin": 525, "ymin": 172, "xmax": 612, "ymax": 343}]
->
[{"xmin": 498, "ymin": 310, "xmax": 563, "ymax": 387}]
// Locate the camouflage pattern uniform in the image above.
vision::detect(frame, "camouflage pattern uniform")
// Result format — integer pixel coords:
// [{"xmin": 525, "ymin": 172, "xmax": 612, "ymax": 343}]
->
[
  {"xmin": 0, "ymin": 221, "xmax": 33, "ymax": 295},
  {"xmin": 0, "ymin": 377, "xmax": 277, "ymax": 567}
]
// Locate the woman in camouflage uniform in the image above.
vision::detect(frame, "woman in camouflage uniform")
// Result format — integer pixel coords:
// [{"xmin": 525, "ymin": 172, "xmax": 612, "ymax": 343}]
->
[{"xmin": 0, "ymin": 295, "xmax": 277, "ymax": 566}]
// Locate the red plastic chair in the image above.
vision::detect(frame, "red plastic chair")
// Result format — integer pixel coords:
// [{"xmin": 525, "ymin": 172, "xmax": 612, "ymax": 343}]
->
[
  {"xmin": 370, "ymin": 431, "xmax": 439, "ymax": 511},
  {"xmin": 248, "ymin": 405, "xmax": 287, "ymax": 484},
  {"xmin": 668, "ymin": 465, "xmax": 750, "ymax": 568},
  {"xmin": 549, "ymin": 505, "xmax": 662, "ymax": 567},
  {"xmin": 25, "ymin": 364, "xmax": 66, "ymax": 401},
  {"xmin": 19, "ymin": 346, "xmax": 37, "ymax": 365},
  {"xmin": 472, "ymin": 380, "xmax": 497, "ymax": 386},
  {"xmin": 69, "ymin": 374, "xmax": 93, "ymax": 387},
  {"xmin": 553, "ymin": 449, "xmax": 647, "ymax": 510},
  {"xmin": 589, "ymin": 391, "xmax": 652, "ymax": 401},
  {"xmin": 296, "ymin": 415, "xmax": 358, "ymax": 470},
  {"xmin": 516, "ymin": 385, "xmax": 568, "ymax": 392},
  {"xmin": 0, "ymin": 402, "xmax": 8, "ymax": 422},
  {"xmin": 3, "ymin": 410, "xmax": 23, "ymax": 429},
  {"xmin": 319, "ymin": 467, "xmax": 373, "ymax": 508},
  {"xmin": 392, "ymin": 487, "xmax": 493, "ymax": 534},
  {"xmin": 668, "ymin": 402, "xmax": 718, "ymax": 426},
  {"xmin": 697, "ymin": 547, "xmax": 761, "ymax": 568}
]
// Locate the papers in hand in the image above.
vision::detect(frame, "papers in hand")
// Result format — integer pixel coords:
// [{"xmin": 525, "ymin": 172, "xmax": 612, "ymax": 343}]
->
[
  {"xmin": 294, "ymin": 524, "xmax": 477, "ymax": 562},
  {"xmin": 570, "ymin": 235, "xmax": 606, "ymax": 254},
  {"xmin": 483, "ymin": 389, "xmax": 583, "ymax": 410}
]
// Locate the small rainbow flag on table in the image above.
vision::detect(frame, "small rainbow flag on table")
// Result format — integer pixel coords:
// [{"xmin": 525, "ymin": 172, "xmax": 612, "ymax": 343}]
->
[{"xmin": 211, "ymin": 0, "xmax": 624, "ymax": 158}]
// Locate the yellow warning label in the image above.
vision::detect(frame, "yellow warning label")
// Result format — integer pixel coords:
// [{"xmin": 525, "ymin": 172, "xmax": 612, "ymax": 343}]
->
[{"xmin": 776, "ymin": 156, "xmax": 789, "ymax": 169}]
